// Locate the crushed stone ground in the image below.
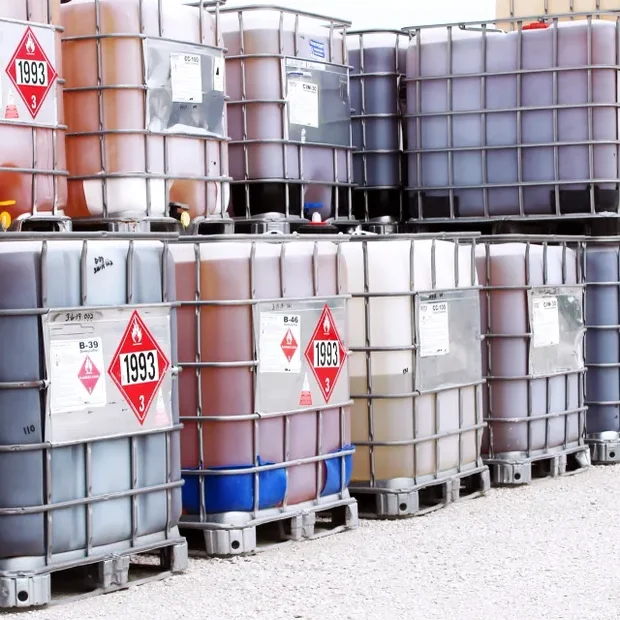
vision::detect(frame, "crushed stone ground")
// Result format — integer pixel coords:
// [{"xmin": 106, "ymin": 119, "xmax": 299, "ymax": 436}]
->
[{"xmin": 10, "ymin": 464, "xmax": 620, "ymax": 620}]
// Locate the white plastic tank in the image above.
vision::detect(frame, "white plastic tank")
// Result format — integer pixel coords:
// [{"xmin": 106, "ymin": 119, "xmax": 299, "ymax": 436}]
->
[
  {"xmin": 342, "ymin": 234, "xmax": 484, "ymax": 494},
  {"xmin": 405, "ymin": 17, "xmax": 618, "ymax": 219},
  {"xmin": 476, "ymin": 240, "xmax": 585, "ymax": 459},
  {"xmin": 0, "ymin": 237, "xmax": 181, "ymax": 569},
  {"xmin": 348, "ymin": 30, "xmax": 408, "ymax": 222},
  {"xmin": 221, "ymin": 5, "xmax": 353, "ymax": 222}
]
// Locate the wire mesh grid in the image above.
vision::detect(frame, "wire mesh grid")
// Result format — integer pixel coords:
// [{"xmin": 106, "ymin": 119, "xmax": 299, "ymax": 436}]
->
[
  {"xmin": 478, "ymin": 234, "xmax": 587, "ymax": 463},
  {"xmin": 0, "ymin": 232, "xmax": 182, "ymax": 572},
  {"xmin": 174, "ymin": 233, "xmax": 353, "ymax": 529},
  {"xmin": 402, "ymin": 10, "xmax": 620, "ymax": 222}
]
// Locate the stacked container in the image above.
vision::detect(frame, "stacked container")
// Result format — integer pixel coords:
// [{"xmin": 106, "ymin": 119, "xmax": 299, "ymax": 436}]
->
[
  {"xmin": 342, "ymin": 232, "xmax": 489, "ymax": 516},
  {"xmin": 0, "ymin": 0, "xmax": 67, "ymax": 227},
  {"xmin": 403, "ymin": 14, "xmax": 619, "ymax": 221},
  {"xmin": 348, "ymin": 30, "xmax": 408, "ymax": 223},
  {"xmin": 220, "ymin": 5, "xmax": 353, "ymax": 225},
  {"xmin": 172, "ymin": 232, "xmax": 356, "ymax": 555},
  {"xmin": 476, "ymin": 236, "xmax": 588, "ymax": 483},
  {"xmin": 60, "ymin": 0, "xmax": 230, "ymax": 223}
]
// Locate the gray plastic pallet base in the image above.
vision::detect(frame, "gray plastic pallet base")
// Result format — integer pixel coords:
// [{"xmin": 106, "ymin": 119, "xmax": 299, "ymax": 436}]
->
[
  {"xmin": 351, "ymin": 466, "xmax": 491, "ymax": 519},
  {"xmin": 185, "ymin": 498, "xmax": 358, "ymax": 557},
  {"xmin": 0, "ymin": 539, "xmax": 188, "ymax": 610},
  {"xmin": 587, "ymin": 439, "xmax": 620, "ymax": 465},
  {"xmin": 486, "ymin": 445, "xmax": 591, "ymax": 486}
]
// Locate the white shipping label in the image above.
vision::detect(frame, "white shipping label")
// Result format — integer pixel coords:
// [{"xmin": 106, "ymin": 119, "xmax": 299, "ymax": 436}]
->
[
  {"xmin": 170, "ymin": 53, "xmax": 203, "ymax": 104},
  {"xmin": 212, "ymin": 56, "xmax": 224, "ymax": 92},
  {"xmin": 49, "ymin": 337, "xmax": 106, "ymax": 414},
  {"xmin": 419, "ymin": 301, "xmax": 450, "ymax": 358},
  {"xmin": 288, "ymin": 79, "xmax": 319, "ymax": 128},
  {"xmin": 532, "ymin": 296, "xmax": 560, "ymax": 348},
  {"xmin": 259, "ymin": 313, "xmax": 302, "ymax": 373}
]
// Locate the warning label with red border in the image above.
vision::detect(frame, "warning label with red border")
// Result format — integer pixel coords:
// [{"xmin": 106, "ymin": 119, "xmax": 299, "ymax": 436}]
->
[{"xmin": 108, "ymin": 310, "xmax": 170, "ymax": 426}]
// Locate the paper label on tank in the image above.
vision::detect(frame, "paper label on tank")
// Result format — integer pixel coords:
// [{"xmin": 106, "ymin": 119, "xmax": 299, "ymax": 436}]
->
[
  {"xmin": 418, "ymin": 301, "xmax": 450, "ymax": 357},
  {"xmin": 49, "ymin": 337, "xmax": 106, "ymax": 413},
  {"xmin": 286, "ymin": 58, "xmax": 326, "ymax": 72},
  {"xmin": 259, "ymin": 313, "xmax": 302, "ymax": 373},
  {"xmin": 212, "ymin": 56, "xmax": 224, "ymax": 92},
  {"xmin": 288, "ymin": 80, "xmax": 319, "ymax": 128},
  {"xmin": 170, "ymin": 53, "xmax": 203, "ymax": 104},
  {"xmin": 532, "ymin": 296, "xmax": 560, "ymax": 348}
]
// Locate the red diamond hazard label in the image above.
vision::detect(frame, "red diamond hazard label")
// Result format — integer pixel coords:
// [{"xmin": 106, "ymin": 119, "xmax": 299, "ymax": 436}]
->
[
  {"xmin": 6, "ymin": 26, "xmax": 57, "ymax": 119},
  {"xmin": 77, "ymin": 355, "xmax": 101, "ymax": 395},
  {"xmin": 304, "ymin": 304, "xmax": 346, "ymax": 403},
  {"xmin": 107, "ymin": 311, "xmax": 170, "ymax": 425},
  {"xmin": 280, "ymin": 328, "xmax": 298, "ymax": 363}
]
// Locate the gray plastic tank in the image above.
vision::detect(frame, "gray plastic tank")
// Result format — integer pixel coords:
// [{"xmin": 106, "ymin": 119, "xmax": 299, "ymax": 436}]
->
[
  {"xmin": 476, "ymin": 239, "xmax": 586, "ymax": 476},
  {"xmin": 584, "ymin": 241, "xmax": 620, "ymax": 462},
  {"xmin": 220, "ymin": 5, "xmax": 353, "ymax": 223},
  {"xmin": 404, "ymin": 16, "xmax": 619, "ymax": 219},
  {"xmin": 0, "ymin": 234, "xmax": 182, "ymax": 572},
  {"xmin": 348, "ymin": 30, "xmax": 408, "ymax": 222}
]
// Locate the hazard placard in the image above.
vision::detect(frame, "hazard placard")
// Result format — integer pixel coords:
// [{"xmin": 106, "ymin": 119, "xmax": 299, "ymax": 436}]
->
[
  {"xmin": 304, "ymin": 304, "xmax": 347, "ymax": 403},
  {"xmin": 5, "ymin": 26, "xmax": 57, "ymax": 120},
  {"xmin": 108, "ymin": 310, "xmax": 170, "ymax": 425}
]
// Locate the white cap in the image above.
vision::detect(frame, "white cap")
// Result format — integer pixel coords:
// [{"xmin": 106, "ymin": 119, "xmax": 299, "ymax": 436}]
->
[{"xmin": 311, "ymin": 212, "xmax": 322, "ymax": 223}]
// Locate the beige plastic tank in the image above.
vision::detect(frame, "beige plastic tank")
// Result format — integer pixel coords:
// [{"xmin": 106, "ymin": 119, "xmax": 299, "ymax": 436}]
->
[
  {"xmin": 344, "ymin": 236, "xmax": 484, "ymax": 487},
  {"xmin": 0, "ymin": 0, "xmax": 67, "ymax": 223},
  {"xmin": 221, "ymin": 6, "xmax": 352, "ymax": 221},
  {"xmin": 172, "ymin": 237, "xmax": 351, "ymax": 512},
  {"xmin": 61, "ymin": 0, "xmax": 229, "ymax": 220},
  {"xmin": 496, "ymin": 0, "xmax": 618, "ymax": 29},
  {"xmin": 476, "ymin": 241, "xmax": 584, "ymax": 458}
]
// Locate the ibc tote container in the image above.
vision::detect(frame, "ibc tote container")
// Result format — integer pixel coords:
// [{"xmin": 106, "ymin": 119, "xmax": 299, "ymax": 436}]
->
[
  {"xmin": 476, "ymin": 236, "xmax": 589, "ymax": 484},
  {"xmin": 495, "ymin": 0, "xmax": 619, "ymax": 31},
  {"xmin": 0, "ymin": 0, "xmax": 68, "ymax": 227},
  {"xmin": 404, "ymin": 12, "xmax": 619, "ymax": 220},
  {"xmin": 0, "ymin": 231, "xmax": 186, "ymax": 609},
  {"xmin": 583, "ymin": 239, "xmax": 620, "ymax": 463},
  {"xmin": 347, "ymin": 30, "xmax": 408, "ymax": 223},
  {"xmin": 60, "ymin": 0, "xmax": 230, "ymax": 223},
  {"xmin": 342, "ymin": 232, "xmax": 489, "ymax": 518},
  {"xmin": 220, "ymin": 5, "xmax": 353, "ymax": 224},
  {"xmin": 171, "ymin": 231, "xmax": 357, "ymax": 556}
]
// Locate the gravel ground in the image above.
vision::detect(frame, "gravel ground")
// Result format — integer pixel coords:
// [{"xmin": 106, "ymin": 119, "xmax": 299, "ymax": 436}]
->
[{"xmin": 10, "ymin": 464, "xmax": 620, "ymax": 620}]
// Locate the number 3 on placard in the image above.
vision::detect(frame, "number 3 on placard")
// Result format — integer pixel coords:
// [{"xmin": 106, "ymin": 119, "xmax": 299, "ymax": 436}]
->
[
  {"xmin": 31, "ymin": 94, "xmax": 36, "ymax": 109},
  {"xmin": 139, "ymin": 394, "xmax": 145, "ymax": 412}
]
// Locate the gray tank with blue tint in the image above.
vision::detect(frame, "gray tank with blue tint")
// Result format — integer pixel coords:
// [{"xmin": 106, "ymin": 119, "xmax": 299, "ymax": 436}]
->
[
  {"xmin": 584, "ymin": 241, "xmax": 620, "ymax": 463},
  {"xmin": 0, "ymin": 234, "xmax": 182, "ymax": 569},
  {"xmin": 348, "ymin": 30, "xmax": 408, "ymax": 222}
]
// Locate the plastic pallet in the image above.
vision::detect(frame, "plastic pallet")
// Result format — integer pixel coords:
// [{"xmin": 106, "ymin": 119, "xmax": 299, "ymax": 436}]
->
[
  {"xmin": 587, "ymin": 438, "xmax": 620, "ymax": 465},
  {"xmin": 350, "ymin": 466, "xmax": 491, "ymax": 519},
  {"xmin": 0, "ymin": 537, "xmax": 188, "ymax": 610},
  {"xmin": 486, "ymin": 445, "xmax": 591, "ymax": 485},
  {"xmin": 182, "ymin": 497, "xmax": 359, "ymax": 558}
]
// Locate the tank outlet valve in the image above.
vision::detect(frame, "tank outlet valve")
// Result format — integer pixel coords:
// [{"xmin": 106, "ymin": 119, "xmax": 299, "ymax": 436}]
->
[{"xmin": 0, "ymin": 202, "xmax": 15, "ymax": 230}]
